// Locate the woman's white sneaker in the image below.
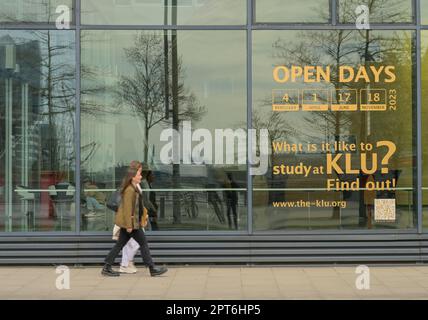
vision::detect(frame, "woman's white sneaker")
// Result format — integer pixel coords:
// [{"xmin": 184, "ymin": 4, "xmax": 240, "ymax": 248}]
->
[
  {"xmin": 119, "ymin": 265, "xmax": 137, "ymax": 274},
  {"xmin": 128, "ymin": 261, "xmax": 138, "ymax": 273}
]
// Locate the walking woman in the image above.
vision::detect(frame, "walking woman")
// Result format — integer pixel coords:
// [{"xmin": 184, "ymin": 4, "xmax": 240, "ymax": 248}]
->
[
  {"xmin": 101, "ymin": 160, "xmax": 167, "ymax": 277},
  {"xmin": 119, "ymin": 165, "xmax": 159, "ymax": 274}
]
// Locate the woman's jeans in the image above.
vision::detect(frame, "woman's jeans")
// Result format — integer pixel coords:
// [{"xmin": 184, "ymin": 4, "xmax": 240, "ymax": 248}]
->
[{"xmin": 104, "ymin": 228, "xmax": 154, "ymax": 267}]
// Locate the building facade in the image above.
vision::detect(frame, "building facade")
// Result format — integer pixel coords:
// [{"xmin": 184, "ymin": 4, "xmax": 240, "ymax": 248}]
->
[{"xmin": 1, "ymin": 0, "xmax": 428, "ymax": 264}]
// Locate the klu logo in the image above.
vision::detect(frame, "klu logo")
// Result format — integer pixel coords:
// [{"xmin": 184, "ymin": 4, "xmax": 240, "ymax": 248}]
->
[
  {"xmin": 55, "ymin": 265, "xmax": 70, "ymax": 290},
  {"xmin": 355, "ymin": 265, "xmax": 370, "ymax": 290}
]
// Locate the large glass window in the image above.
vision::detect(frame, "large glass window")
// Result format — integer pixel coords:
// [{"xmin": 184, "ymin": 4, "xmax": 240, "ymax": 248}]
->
[
  {"xmin": 0, "ymin": 30, "xmax": 76, "ymax": 232},
  {"xmin": 255, "ymin": 0, "xmax": 330, "ymax": 23},
  {"xmin": 81, "ymin": 30, "xmax": 247, "ymax": 231},
  {"xmin": 1, "ymin": 2, "xmax": 426, "ymax": 236},
  {"xmin": 0, "ymin": 0, "xmax": 74, "ymax": 24},
  {"xmin": 422, "ymin": 0, "xmax": 428, "ymax": 25},
  {"xmin": 252, "ymin": 30, "xmax": 416, "ymax": 231},
  {"xmin": 338, "ymin": 0, "xmax": 414, "ymax": 24},
  {"xmin": 81, "ymin": 0, "xmax": 246, "ymax": 25}
]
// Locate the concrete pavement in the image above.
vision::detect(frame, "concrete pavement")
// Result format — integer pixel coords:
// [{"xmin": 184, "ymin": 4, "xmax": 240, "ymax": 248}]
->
[{"xmin": 1, "ymin": 265, "xmax": 428, "ymax": 300}]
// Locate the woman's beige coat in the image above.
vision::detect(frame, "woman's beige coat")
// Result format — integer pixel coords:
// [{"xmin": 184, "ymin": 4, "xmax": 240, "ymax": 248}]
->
[{"xmin": 115, "ymin": 185, "xmax": 142, "ymax": 230}]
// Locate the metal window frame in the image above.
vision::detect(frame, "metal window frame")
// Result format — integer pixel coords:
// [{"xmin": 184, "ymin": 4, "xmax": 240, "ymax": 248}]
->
[
  {"xmin": 416, "ymin": 0, "xmax": 423, "ymax": 234},
  {"xmin": 247, "ymin": 0, "xmax": 253, "ymax": 235},
  {"xmin": 75, "ymin": 0, "xmax": 81, "ymax": 235},
  {"xmin": 0, "ymin": 0, "xmax": 426, "ymax": 237}
]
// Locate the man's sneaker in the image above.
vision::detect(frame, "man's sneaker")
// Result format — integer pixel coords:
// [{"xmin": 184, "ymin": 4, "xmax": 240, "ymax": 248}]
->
[
  {"xmin": 128, "ymin": 261, "xmax": 138, "ymax": 273},
  {"xmin": 119, "ymin": 265, "xmax": 137, "ymax": 274},
  {"xmin": 149, "ymin": 266, "xmax": 168, "ymax": 277},
  {"xmin": 101, "ymin": 264, "xmax": 120, "ymax": 277}
]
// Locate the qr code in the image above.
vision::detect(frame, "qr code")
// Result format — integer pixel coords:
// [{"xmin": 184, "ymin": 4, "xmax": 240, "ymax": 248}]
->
[{"xmin": 374, "ymin": 199, "xmax": 396, "ymax": 222}]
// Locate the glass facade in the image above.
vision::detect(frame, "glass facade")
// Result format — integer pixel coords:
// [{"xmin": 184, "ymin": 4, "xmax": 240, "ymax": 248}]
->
[
  {"xmin": 422, "ymin": 0, "xmax": 428, "ymax": 25},
  {"xmin": 0, "ymin": 0, "xmax": 427, "ymax": 240},
  {"xmin": 82, "ymin": 0, "xmax": 246, "ymax": 25},
  {"xmin": 80, "ymin": 30, "xmax": 247, "ymax": 231},
  {"xmin": 0, "ymin": 30, "xmax": 75, "ymax": 232},
  {"xmin": 253, "ymin": 30, "xmax": 415, "ymax": 231},
  {"xmin": 338, "ymin": 0, "xmax": 414, "ymax": 24},
  {"xmin": 255, "ymin": 0, "xmax": 330, "ymax": 23},
  {"xmin": 0, "ymin": 0, "xmax": 74, "ymax": 24}
]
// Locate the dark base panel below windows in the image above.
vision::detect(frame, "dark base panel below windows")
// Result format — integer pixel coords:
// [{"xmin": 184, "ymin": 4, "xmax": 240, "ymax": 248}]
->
[{"xmin": 0, "ymin": 234, "xmax": 428, "ymax": 265}]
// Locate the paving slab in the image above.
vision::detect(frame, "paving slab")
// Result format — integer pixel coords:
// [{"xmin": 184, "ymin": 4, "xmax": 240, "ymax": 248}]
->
[{"xmin": 0, "ymin": 265, "xmax": 427, "ymax": 299}]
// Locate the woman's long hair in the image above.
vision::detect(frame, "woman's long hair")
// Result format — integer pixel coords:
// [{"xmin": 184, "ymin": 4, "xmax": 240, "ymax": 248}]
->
[{"xmin": 120, "ymin": 160, "xmax": 142, "ymax": 195}]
